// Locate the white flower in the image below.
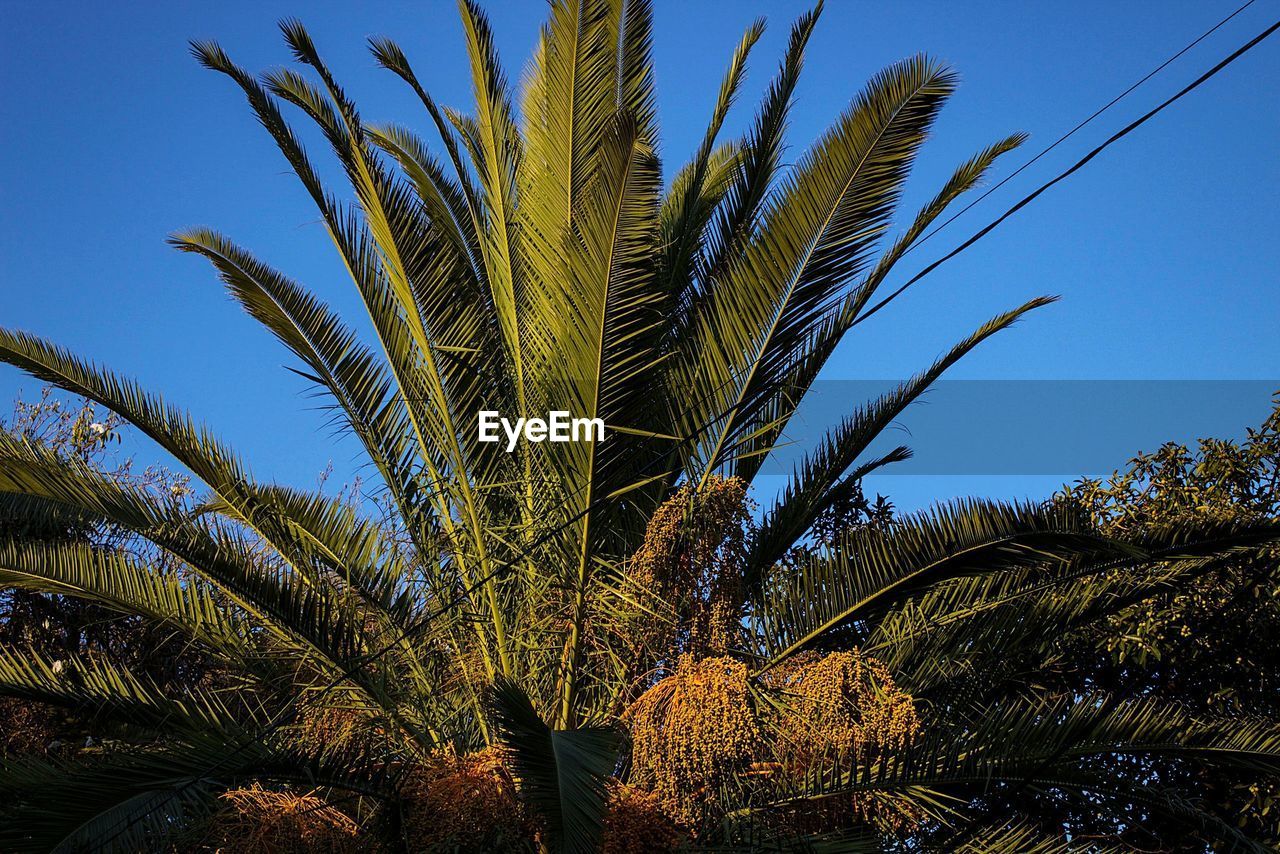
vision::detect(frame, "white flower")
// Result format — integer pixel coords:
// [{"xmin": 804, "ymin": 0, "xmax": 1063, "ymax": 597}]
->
[{"xmin": 89, "ymin": 422, "xmax": 108, "ymax": 435}]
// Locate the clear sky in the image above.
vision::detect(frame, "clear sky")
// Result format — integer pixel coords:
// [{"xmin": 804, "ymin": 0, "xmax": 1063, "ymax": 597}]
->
[{"xmin": 2, "ymin": 1, "xmax": 1277, "ymax": 511}]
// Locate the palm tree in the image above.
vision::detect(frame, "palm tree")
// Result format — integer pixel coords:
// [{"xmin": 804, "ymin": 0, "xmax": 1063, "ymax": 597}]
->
[{"xmin": 1, "ymin": 1, "xmax": 1278, "ymax": 851}]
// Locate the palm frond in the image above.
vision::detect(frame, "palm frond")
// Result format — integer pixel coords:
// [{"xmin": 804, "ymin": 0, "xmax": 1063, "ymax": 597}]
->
[
  {"xmin": 747, "ymin": 298, "xmax": 1055, "ymax": 584},
  {"xmin": 168, "ymin": 228, "xmax": 428, "ymax": 545},
  {"xmin": 0, "ymin": 537, "xmax": 251, "ymax": 656},
  {"xmin": 0, "ymin": 435, "xmax": 410, "ymax": 712},
  {"xmin": 753, "ymin": 499, "xmax": 1122, "ymax": 672},
  {"xmin": 658, "ymin": 17, "xmax": 763, "ymax": 301},
  {"xmin": 0, "ymin": 648, "xmax": 261, "ymax": 735},
  {"xmin": 488, "ymin": 676, "xmax": 619, "ymax": 854}
]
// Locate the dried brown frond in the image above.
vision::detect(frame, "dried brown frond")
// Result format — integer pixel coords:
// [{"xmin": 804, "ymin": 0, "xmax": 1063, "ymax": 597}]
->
[
  {"xmin": 398, "ymin": 748, "xmax": 535, "ymax": 852},
  {"xmin": 195, "ymin": 784, "xmax": 366, "ymax": 854},
  {"xmin": 600, "ymin": 781, "xmax": 686, "ymax": 854}
]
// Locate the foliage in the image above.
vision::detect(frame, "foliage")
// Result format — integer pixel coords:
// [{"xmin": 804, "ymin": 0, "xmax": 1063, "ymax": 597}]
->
[
  {"xmin": 0, "ymin": 389, "xmax": 206, "ymax": 760},
  {"xmin": 1060, "ymin": 398, "xmax": 1280, "ymax": 713},
  {"xmin": 1060, "ymin": 399, "xmax": 1280, "ymax": 711},
  {"xmin": 0, "ymin": 1, "xmax": 1277, "ymax": 852},
  {"xmin": 0, "ymin": 696, "xmax": 59, "ymax": 755},
  {"xmin": 1042, "ymin": 397, "xmax": 1280, "ymax": 848}
]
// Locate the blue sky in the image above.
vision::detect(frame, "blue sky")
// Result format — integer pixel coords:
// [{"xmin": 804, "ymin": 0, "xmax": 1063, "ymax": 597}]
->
[{"xmin": 2, "ymin": 1, "xmax": 1277, "ymax": 511}]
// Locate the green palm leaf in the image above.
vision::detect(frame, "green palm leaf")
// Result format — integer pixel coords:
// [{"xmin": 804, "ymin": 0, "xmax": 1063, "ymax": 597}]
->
[{"xmin": 488, "ymin": 676, "xmax": 619, "ymax": 854}]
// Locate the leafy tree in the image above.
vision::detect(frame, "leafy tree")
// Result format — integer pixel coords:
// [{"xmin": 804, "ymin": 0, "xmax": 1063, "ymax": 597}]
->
[
  {"xmin": 1061, "ymin": 398, "xmax": 1280, "ymax": 714},
  {"xmin": 0, "ymin": 390, "xmax": 205, "ymax": 757},
  {"xmin": 1, "ymin": 2, "xmax": 1278, "ymax": 851},
  {"xmin": 1035, "ymin": 398, "xmax": 1280, "ymax": 848}
]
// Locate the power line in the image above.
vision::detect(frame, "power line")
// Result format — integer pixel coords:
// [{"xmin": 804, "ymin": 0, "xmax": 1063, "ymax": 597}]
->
[
  {"xmin": 854, "ymin": 15, "xmax": 1280, "ymax": 330},
  {"xmin": 904, "ymin": 0, "xmax": 1259, "ymax": 256}
]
